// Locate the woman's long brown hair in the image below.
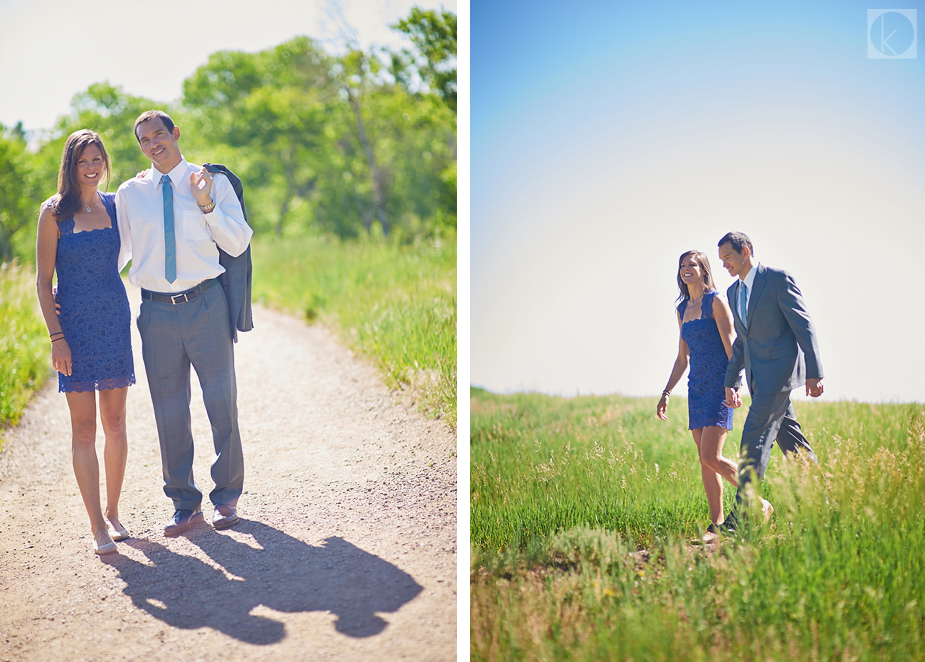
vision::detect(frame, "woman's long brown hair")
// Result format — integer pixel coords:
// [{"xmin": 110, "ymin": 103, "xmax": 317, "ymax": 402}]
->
[{"xmin": 49, "ymin": 130, "xmax": 111, "ymax": 221}]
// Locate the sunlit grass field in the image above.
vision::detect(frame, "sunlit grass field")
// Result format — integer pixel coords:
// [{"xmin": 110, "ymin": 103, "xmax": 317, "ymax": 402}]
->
[
  {"xmin": 0, "ymin": 261, "xmax": 48, "ymax": 438},
  {"xmin": 471, "ymin": 387, "xmax": 925, "ymax": 661},
  {"xmin": 252, "ymin": 234, "xmax": 457, "ymax": 428}
]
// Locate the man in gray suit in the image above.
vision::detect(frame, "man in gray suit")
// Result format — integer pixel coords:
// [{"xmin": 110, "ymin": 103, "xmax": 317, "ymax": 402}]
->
[{"xmin": 717, "ymin": 231, "xmax": 824, "ymax": 533}]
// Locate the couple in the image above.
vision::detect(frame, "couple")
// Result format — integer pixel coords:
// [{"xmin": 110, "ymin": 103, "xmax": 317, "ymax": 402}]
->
[
  {"xmin": 35, "ymin": 111, "xmax": 253, "ymax": 555},
  {"xmin": 657, "ymin": 232, "xmax": 824, "ymax": 537}
]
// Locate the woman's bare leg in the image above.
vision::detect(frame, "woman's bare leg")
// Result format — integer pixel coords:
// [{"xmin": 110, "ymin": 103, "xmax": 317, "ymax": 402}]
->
[
  {"xmin": 99, "ymin": 387, "xmax": 128, "ymax": 532},
  {"xmin": 699, "ymin": 426, "xmax": 738, "ymax": 487},
  {"xmin": 65, "ymin": 390, "xmax": 112, "ymax": 549},
  {"xmin": 692, "ymin": 428, "xmax": 724, "ymax": 525}
]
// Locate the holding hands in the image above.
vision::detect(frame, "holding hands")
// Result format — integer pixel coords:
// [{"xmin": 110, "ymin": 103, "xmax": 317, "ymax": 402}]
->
[{"xmin": 724, "ymin": 387, "xmax": 742, "ymax": 409}]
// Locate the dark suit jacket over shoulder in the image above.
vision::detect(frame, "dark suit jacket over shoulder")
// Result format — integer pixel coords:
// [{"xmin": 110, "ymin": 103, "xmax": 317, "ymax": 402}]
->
[
  {"xmin": 724, "ymin": 264, "xmax": 823, "ymax": 395},
  {"xmin": 205, "ymin": 163, "xmax": 253, "ymax": 342}
]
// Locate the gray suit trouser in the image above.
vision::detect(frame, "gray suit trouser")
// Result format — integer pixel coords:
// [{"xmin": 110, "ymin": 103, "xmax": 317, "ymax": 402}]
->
[
  {"xmin": 735, "ymin": 390, "xmax": 817, "ymax": 507},
  {"xmin": 137, "ymin": 282, "xmax": 244, "ymax": 511}
]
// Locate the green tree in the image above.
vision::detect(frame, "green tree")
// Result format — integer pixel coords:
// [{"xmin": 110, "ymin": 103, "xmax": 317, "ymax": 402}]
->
[
  {"xmin": 183, "ymin": 37, "xmax": 338, "ymax": 237},
  {"xmin": 392, "ymin": 7, "xmax": 457, "ymax": 112},
  {"xmin": 0, "ymin": 124, "xmax": 41, "ymax": 262}
]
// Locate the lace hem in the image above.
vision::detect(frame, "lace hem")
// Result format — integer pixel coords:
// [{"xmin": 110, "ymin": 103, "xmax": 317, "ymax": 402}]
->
[{"xmin": 59, "ymin": 374, "xmax": 135, "ymax": 393}]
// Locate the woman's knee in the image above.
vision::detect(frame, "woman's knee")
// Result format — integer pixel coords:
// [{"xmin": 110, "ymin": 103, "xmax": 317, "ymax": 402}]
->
[
  {"xmin": 71, "ymin": 418, "xmax": 97, "ymax": 446},
  {"xmin": 100, "ymin": 411, "xmax": 126, "ymax": 436},
  {"xmin": 700, "ymin": 453, "xmax": 723, "ymax": 473}
]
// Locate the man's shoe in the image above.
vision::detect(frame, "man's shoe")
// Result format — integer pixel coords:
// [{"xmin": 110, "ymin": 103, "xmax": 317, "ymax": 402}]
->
[
  {"xmin": 717, "ymin": 513, "xmax": 739, "ymax": 536},
  {"xmin": 212, "ymin": 504, "xmax": 239, "ymax": 530},
  {"xmin": 164, "ymin": 508, "xmax": 204, "ymax": 537}
]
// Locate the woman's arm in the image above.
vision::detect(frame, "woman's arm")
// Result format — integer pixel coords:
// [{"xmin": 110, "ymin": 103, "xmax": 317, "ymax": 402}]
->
[
  {"xmin": 713, "ymin": 295, "xmax": 736, "ymax": 361},
  {"xmin": 35, "ymin": 205, "xmax": 71, "ymax": 376},
  {"xmin": 657, "ymin": 312, "xmax": 689, "ymax": 420}
]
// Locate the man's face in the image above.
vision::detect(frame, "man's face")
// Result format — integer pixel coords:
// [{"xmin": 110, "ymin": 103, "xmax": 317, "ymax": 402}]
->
[
  {"xmin": 718, "ymin": 242, "xmax": 750, "ymax": 280},
  {"xmin": 137, "ymin": 118, "xmax": 181, "ymax": 172}
]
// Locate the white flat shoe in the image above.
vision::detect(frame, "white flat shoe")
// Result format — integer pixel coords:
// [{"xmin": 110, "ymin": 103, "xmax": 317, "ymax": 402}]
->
[
  {"xmin": 761, "ymin": 498, "xmax": 774, "ymax": 523},
  {"xmin": 108, "ymin": 525, "xmax": 129, "ymax": 541},
  {"xmin": 93, "ymin": 539, "xmax": 117, "ymax": 555}
]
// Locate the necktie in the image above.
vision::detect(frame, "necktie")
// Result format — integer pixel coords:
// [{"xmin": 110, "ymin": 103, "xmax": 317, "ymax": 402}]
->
[
  {"xmin": 739, "ymin": 282, "xmax": 748, "ymax": 325},
  {"xmin": 161, "ymin": 175, "xmax": 176, "ymax": 283}
]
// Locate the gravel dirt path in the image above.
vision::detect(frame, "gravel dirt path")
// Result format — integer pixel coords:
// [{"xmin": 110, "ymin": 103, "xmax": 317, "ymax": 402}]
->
[{"xmin": 0, "ymin": 288, "xmax": 457, "ymax": 661}]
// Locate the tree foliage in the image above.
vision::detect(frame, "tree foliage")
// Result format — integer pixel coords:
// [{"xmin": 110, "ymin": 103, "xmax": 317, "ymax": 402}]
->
[
  {"xmin": 0, "ymin": 7, "xmax": 456, "ymax": 261},
  {"xmin": 392, "ymin": 7, "xmax": 458, "ymax": 112}
]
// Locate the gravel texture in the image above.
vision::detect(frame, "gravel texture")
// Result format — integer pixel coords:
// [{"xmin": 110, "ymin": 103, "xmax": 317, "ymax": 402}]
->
[{"xmin": 0, "ymin": 289, "xmax": 457, "ymax": 661}]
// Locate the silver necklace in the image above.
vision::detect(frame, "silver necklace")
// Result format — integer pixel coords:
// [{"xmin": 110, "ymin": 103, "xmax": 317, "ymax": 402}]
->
[{"xmin": 86, "ymin": 204, "xmax": 91, "ymax": 213}]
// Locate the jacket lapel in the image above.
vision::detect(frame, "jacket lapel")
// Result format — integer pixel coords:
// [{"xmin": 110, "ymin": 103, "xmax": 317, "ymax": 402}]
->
[{"xmin": 746, "ymin": 264, "xmax": 767, "ymax": 328}]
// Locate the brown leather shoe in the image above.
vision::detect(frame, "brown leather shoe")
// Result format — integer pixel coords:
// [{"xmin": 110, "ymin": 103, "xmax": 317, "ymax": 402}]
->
[
  {"xmin": 164, "ymin": 508, "xmax": 204, "ymax": 537},
  {"xmin": 212, "ymin": 504, "xmax": 239, "ymax": 530}
]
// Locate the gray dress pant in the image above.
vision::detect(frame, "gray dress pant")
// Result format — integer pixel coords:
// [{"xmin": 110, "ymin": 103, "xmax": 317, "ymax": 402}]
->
[
  {"xmin": 138, "ymin": 281, "xmax": 244, "ymax": 511},
  {"xmin": 735, "ymin": 390, "xmax": 817, "ymax": 507}
]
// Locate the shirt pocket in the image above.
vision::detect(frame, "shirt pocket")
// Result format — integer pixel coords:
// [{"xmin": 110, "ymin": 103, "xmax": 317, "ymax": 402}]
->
[{"xmin": 182, "ymin": 211, "xmax": 211, "ymax": 242}]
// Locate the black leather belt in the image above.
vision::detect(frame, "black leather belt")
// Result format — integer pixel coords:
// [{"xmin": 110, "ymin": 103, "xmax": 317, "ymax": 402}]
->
[{"xmin": 141, "ymin": 278, "xmax": 219, "ymax": 305}]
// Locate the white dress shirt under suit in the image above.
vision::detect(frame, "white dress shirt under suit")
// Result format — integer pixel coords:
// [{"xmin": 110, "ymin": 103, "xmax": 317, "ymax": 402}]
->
[{"xmin": 116, "ymin": 157, "xmax": 252, "ymax": 293}]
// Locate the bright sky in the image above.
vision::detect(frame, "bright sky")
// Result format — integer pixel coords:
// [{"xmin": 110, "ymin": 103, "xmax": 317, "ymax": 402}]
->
[
  {"xmin": 0, "ymin": 0, "xmax": 457, "ymax": 132},
  {"xmin": 472, "ymin": 1, "xmax": 925, "ymax": 404}
]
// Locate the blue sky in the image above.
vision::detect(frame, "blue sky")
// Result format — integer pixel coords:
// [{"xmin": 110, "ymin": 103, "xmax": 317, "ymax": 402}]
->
[{"xmin": 471, "ymin": 1, "xmax": 925, "ymax": 403}]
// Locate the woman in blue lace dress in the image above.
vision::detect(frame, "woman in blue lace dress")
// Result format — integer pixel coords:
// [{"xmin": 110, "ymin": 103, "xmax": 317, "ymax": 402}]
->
[
  {"xmin": 656, "ymin": 250, "xmax": 741, "ymax": 535},
  {"xmin": 36, "ymin": 130, "xmax": 135, "ymax": 555}
]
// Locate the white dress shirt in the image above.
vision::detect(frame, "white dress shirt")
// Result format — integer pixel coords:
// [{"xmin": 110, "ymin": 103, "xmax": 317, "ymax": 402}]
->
[
  {"xmin": 116, "ymin": 157, "xmax": 253, "ymax": 293},
  {"xmin": 739, "ymin": 261, "xmax": 760, "ymax": 318}
]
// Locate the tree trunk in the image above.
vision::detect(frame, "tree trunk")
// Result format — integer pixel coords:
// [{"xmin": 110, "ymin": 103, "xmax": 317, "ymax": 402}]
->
[{"xmin": 348, "ymin": 91, "xmax": 390, "ymax": 236}]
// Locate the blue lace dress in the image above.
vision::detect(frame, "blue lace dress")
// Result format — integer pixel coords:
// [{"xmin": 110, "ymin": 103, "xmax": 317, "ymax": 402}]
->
[
  {"xmin": 680, "ymin": 291, "xmax": 733, "ymax": 430},
  {"xmin": 55, "ymin": 192, "xmax": 135, "ymax": 393}
]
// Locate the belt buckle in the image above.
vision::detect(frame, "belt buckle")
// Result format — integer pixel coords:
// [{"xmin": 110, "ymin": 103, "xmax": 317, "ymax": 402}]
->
[{"xmin": 170, "ymin": 292, "xmax": 189, "ymax": 305}]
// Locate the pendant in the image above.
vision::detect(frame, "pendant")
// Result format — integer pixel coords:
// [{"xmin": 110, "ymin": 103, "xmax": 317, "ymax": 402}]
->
[{"xmin": 86, "ymin": 205, "xmax": 91, "ymax": 213}]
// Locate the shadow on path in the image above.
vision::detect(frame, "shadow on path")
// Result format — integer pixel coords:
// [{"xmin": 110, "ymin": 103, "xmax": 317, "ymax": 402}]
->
[{"xmin": 102, "ymin": 520, "xmax": 423, "ymax": 644}]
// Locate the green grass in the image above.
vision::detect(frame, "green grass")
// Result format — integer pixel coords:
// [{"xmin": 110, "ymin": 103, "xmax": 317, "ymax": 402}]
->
[
  {"xmin": 252, "ymin": 234, "xmax": 457, "ymax": 428},
  {"xmin": 0, "ymin": 261, "xmax": 49, "ymax": 439},
  {"xmin": 471, "ymin": 387, "xmax": 925, "ymax": 661}
]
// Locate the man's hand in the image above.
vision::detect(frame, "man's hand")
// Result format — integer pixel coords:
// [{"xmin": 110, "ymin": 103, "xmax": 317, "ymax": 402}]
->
[
  {"xmin": 725, "ymin": 387, "xmax": 742, "ymax": 409},
  {"xmin": 806, "ymin": 378, "xmax": 824, "ymax": 398},
  {"xmin": 190, "ymin": 168, "xmax": 214, "ymax": 207}
]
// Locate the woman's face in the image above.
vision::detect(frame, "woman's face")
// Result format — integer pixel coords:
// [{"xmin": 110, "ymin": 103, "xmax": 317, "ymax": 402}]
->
[
  {"xmin": 75, "ymin": 143, "xmax": 104, "ymax": 188},
  {"xmin": 679, "ymin": 255, "xmax": 703, "ymax": 288}
]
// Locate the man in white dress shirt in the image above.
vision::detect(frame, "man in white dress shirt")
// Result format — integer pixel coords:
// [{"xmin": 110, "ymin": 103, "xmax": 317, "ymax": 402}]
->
[{"xmin": 116, "ymin": 110, "xmax": 252, "ymax": 536}]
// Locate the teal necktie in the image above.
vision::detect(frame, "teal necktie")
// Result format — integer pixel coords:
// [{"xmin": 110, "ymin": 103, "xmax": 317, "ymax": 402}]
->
[
  {"xmin": 739, "ymin": 282, "xmax": 748, "ymax": 326},
  {"xmin": 161, "ymin": 175, "xmax": 176, "ymax": 283}
]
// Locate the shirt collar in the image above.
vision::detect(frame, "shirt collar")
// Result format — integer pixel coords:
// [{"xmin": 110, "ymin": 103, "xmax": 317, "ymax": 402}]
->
[
  {"xmin": 151, "ymin": 157, "xmax": 188, "ymax": 187},
  {"xmin": 741, "ymin": 262, "xmax": 760, "ymax": 291}
]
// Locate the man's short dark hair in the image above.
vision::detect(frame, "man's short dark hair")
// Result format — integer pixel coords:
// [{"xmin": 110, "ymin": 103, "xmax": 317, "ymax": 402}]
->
[
  {"xmin": 718, "ymin": 231, "xmax": 754, "ymax": 256},
  {"xmin": 134, "ymin": 110, "xmax": 175, "ymax": 142}
]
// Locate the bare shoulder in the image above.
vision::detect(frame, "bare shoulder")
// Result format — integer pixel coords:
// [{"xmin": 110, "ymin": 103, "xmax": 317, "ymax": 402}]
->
[{"xmin": 37, "ymin": 198, "xmax": 58, "ymax": 224}]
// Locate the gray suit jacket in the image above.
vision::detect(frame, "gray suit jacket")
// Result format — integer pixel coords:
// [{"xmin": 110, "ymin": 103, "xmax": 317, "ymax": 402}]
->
[{"xmin": 724, "ymin": 263, "xmax": 824, "ymax": 395}]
